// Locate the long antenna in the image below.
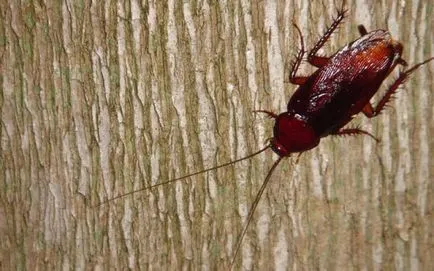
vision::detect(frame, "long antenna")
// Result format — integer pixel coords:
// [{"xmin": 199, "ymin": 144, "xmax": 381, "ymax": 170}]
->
[
  {"xmin": 94, "ymin": 145, "xmax": 270, "ymax": 207},
  {"xmin": 230, "ymin": 156, "xmax": 284, "ymax": 270}
]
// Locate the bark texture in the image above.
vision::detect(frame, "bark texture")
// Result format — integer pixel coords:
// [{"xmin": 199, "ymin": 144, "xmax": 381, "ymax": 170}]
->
[{"xmin": 1, "ymin": 0, "xmax": 433, "ymax": 270}]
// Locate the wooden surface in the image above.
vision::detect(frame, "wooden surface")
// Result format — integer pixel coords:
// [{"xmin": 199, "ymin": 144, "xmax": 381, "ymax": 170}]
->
[{"xmin": 1, "ymin": 0, "xmax": 433, "ymax": 270}]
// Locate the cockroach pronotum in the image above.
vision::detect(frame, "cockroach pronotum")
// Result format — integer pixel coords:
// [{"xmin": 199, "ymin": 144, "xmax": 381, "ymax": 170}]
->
[{"xmin": 96, "ymin": 5, "xmax": 434, "ymax": 269}]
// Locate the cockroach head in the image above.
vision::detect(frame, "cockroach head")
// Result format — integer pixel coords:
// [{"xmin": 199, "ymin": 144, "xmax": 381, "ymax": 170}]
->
[{"xmin": 271, "ymin": 113, "xmax": 320, "ymax": 157}]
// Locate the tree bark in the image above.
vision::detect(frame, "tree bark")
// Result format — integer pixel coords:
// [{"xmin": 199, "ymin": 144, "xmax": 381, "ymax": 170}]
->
[{"xmin": 1, "ymin": 0, "xmax": 433, "ymax": 270}]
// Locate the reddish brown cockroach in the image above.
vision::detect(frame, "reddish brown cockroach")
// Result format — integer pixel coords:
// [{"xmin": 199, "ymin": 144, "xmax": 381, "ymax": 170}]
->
[{"xmin": 97, "ymin": 6, "xmax": 433, "ymax": 269}]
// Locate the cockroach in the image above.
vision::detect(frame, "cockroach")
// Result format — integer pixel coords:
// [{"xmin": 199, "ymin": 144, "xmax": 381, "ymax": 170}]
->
[{"xmin": 96, "ymin": 5, "xmax": 434, "ymax": 269}]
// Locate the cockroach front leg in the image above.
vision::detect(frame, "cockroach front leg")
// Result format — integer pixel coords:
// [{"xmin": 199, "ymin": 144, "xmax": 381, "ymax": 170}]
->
[
  {"xmin": 362, "ymin": 57, "xmax": 434, "ymax": 118},
  {"xmin": 307, "ymin": 7, "xmax": 347, "ymax": 67}
]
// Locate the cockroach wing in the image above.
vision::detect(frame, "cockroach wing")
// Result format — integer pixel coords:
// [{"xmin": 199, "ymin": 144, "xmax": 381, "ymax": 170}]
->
[{"xmin": 287, "ymin": 30, "xmax": 402, "ymax": 136}]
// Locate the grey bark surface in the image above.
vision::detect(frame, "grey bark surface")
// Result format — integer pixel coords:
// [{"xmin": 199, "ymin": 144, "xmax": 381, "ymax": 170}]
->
[{"xmin": 1, "ymin": 0, "xmax": 433, "ymax": 270}]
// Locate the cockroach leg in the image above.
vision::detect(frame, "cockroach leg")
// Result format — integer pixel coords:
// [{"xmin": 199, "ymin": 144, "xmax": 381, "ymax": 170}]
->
[
  {"xmin": 307, "ymin": 6, "xmax": 347, "ymax": 67},
  {"xmin": 253, "ymin": 110, "xmax": 278, "ymax": 119},
  {"xmin": 289, "ymin": 76, "xmax": 309, "ymax": 85},
  {"xmin": 332, "ymin": 128, "xmax": 379, "ymax": 142},
  {"xmin": 363, "ymin": 57, "xmax": 434, "ymax": 118},
  {"xmin": 307, "ymin": 55, "xmax": 329, "ymax": 68},
  {"xmin": 361, "ymin": 103, "xmax": 375, "ymax": 118},
  {"xmin": 289, "ymin": 23, "xmax": 308, "ymax": 85},
  {"xmin": 358, "ymin": 25, "xmax": 368, "ymax": 36}
]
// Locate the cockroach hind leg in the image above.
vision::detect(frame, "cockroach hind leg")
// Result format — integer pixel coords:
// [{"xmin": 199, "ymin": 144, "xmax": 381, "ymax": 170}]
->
[
  {"xmin": 332, "ymin": 128, "xmax": 380, "ymax": 142},
  {"xmin": 366, "ymin": 57, "xmax": 434, "ymax": 118},
  {"xmin": 253, "ymin": 110, "xmax": 278, "ymax": 119}
]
